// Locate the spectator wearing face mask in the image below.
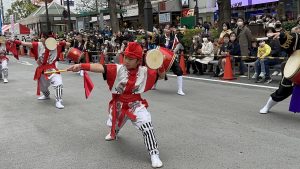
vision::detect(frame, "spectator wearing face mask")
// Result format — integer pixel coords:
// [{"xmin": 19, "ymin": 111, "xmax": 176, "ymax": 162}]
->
[
  {"xmin": 195, "ymin": 34, "xmax": 214, "ymax": 73},
  {"xmin": 230, "ymin": 18, "xmax": 237, "ymax": 30},
  {"xmin": 229, "ymin": 32, "xmax": 243, "ymax": 74},
  {"xmin": 234, "ymin": 17, "xmax": 252, "ymax": 74}
]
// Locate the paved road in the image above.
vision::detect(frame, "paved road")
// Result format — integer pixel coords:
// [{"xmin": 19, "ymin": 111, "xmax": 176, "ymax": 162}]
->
[{"xmin": 1, "ymin": 56, "xmax": 299, "ymax": 169}]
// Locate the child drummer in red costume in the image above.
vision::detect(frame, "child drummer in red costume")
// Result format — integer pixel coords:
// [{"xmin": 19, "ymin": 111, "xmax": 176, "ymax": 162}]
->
[
  {"xmin": 12, "ymin": 32, "xmax": 70, "ymax": 109},
  {"xmin": 67, "ymin": 42, "xmax": 164, "ymax": 168}
]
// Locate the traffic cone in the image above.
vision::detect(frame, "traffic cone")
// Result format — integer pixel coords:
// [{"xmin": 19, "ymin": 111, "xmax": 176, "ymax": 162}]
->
[
  {"xmin": 119, "ymin": 53, "xmax": 123, "ymax": 64},
  {"xmin": 100, "ymin": 52, "xmax": 105, "ymax": 65},
  {"xmin": 179, "ymin": 51, "xmax": 187, "ymax": 75},
  {"xmin": 222, "ymin": 54, "xmax": 235, "ymax": 80},
  {"xmin": 85, "ymin": 51, "xmax": 90, "ymax": 63}
]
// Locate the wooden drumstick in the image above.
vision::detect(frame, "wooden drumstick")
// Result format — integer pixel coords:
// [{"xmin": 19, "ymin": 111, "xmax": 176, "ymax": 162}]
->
[{"xmin": 44, "ymin": 69, "xmax": 68, "ymax": 74}]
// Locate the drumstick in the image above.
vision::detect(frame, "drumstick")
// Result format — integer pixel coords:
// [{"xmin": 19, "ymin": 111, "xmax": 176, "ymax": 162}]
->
[{"xmin": 44, "ymin": 69, "xmax": 68, "ymax": 74}]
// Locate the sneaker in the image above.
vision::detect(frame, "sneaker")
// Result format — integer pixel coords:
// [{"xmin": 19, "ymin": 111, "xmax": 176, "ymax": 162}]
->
[
  {"xmin": 218, "ymin": 71, "xmax": 224, "ymax": 77},
  {"xmin": 265, "ymin": 78, "xmax": 273, "ymax": 84},
  {"xmin": 55, "ymin": 100, "xmax": 64, "ymax": 109},
  {"xmin": 272, "ymin": 71, "xmax": 279, "ymax": 76},
  {"xmin": 177, "ymin": 91, "xmax": 185, "ymax": 96},
  {"xmin": 151, "ymin": 154, "xmax": 163, "ymax": 168},
  {"xmin": 257, "ymin": 78, "xmax": 266, "ymax": 83},
  {"xmin": 105, "ymin": 132, "xmax": 118, "ymax": 141},
  {"xmin": 3, "ymin": 78, "xmax": 8, "ymax": 83},
  {"xmin": 278, "ymin": 72, "xmax": 282, "ymax": 76},
  {"xmin": 37, "ymin": 95, "xmax": 50, "ymax": 100},
  {"xmin": 252, "ymin": 73, "xmax": 258, "ymax": 79},
  {"xmin": 259, "ymin": 72, "xmax": 265, "ymax": 78}
]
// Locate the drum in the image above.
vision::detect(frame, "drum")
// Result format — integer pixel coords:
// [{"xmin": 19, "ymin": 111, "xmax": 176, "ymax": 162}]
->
[
  {"xmin": 45, "ymin": 37, "xmax": 57, "ymax": 50},
  {"xmin": 145, "ymin": 47, "xmax": 176, "ymax": 71},
  {"xmin": 66, "ymin": 47, "xmax": 84, "ymax": 62},
  {"xmin": 284, "ymin": 50, "xmax": 300, "ymax": 84}
]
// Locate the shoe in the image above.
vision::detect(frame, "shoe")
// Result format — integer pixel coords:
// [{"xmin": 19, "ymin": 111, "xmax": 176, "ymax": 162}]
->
[
  {"xmin": 151, "ymin": 154, "xmax": 163, "ymax": 168},
  {"xmin": 105, "ymin": 132, "xmax": 118, "ymax": 141},
  {"xmin": 80, "ymin": 70, "xmax": 84, "ymax": 76},
  {"xmin": 177, "ymin": 91, "xmax": 185, "ymax": 96},
  {"xmin": 251, "ymin": 73, "xmax": 258, "ymax": 79},
  {"xmin": 55, "ymin": 100, "xmax": 64, "ymax": 109},
  {"xmin": 37, "ymin": 95, "xmax": 50, "ymax": 100},
  {"xmin": 259, "ymin": 106, "xmax": 269, "ymax": 114},
  {"xmin": 259, "ymin": 97, "xmax": 277, "ymax": 114},
  {"xmin": 3, "ymin": 78, "xmax": 8, "ymax": 83},
  {"xmin": 259, "ymin": 72, "xmax": 265, "ymax": 78},
  {"xmin": 265, "ymin": 78, "xmax": 273, "ymax": 84},
  {"xmin": 278, "ymin": 72, "xmax": 282, "ymax": 76},
  {"xmin": 256, "ymin": 78, "xmax": 266, "ymax": 83},
  {"xmin": 272, "ymin": 71, "xmax": 279, "ymax": 76},
  {"xmin": 218, "ymin": 71, "xmax": 224, "ymax": 77}
]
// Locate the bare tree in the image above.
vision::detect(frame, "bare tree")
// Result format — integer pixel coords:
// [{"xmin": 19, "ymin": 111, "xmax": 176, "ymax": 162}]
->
[
  {"xmin": 217, "ymin": 0, "xmax": 231, "ymax": 33},
  {"xmin": 138, "ymin": 0, "xmax": 145, "ymax": 28},
  {"xmin": 108, "ymin": 0, "xmax": 119, "ymax": 33}
]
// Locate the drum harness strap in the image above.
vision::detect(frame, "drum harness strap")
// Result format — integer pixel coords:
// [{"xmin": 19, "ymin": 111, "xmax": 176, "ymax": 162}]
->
[{"xmin": 281, "ymin": 33, "xmax": 299, "ymax": 87}]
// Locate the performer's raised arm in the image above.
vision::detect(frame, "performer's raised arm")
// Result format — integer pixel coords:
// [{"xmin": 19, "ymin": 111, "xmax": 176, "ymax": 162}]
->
[{"xmin": 67, "ymin": 63, "xmax": 105, "ymax": 73}]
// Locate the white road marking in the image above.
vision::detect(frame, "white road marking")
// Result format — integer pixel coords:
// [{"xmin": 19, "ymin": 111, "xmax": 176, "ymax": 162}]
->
[
  {"xmin": 16, "ymin": 60, "xmax": 33, "ymax": 66},
  {"xmin": 167, "ymin": 74, "xmax": 278, "ymax": 90}
]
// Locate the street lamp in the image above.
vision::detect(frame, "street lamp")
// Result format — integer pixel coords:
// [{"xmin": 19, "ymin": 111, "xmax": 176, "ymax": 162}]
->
[{"xmin": 144, "ymin": 0, "xmax": 153, "ymax": 32}]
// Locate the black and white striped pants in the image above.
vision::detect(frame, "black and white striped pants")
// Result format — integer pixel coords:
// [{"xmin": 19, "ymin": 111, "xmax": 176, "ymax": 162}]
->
[{"xmin": 140, "ymin": 122, "xmax": 159, "ymax": 155}]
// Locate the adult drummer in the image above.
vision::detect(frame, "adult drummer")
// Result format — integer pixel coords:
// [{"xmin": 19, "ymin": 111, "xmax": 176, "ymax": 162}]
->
[
  {"xmin": 260, "ymin": 26, "xmax": 300, "ymax": 114},
  {"xmin": 12, "ymin": 32, "xmax": 71, "ymax": 109},
  {"xmin": 67, "ymin": 42, "xmax": 164, "ymax": 168}
]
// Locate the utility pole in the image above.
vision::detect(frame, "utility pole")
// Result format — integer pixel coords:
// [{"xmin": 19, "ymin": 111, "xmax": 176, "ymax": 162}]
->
[
  {"xmin": 45, "ymin": 0, "xmax": 51, "ymax": 32},
  {"xmin": 67, "ymin": 0, "xmax": 73, "ymax": 31},
  {"xmin": 194, "ymin": 0, "xmax": 199, "ymax": 25},
  {"xmin": 144, "ymin": 0, "xmax": 153, "ymax": 32}
]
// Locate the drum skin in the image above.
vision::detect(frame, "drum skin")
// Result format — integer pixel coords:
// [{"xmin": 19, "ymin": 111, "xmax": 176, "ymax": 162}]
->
[{"xmin": 284, "ymin": 50, "xmax": 300, "ymax": 85}]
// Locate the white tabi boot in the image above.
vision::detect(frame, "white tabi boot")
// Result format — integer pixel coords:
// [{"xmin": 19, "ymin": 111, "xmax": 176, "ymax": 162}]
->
[
  {"xmin": 151, "ymin": 154, "xmax": 163, "ymax": 168},
  {"xmin": 177, "ymin": 76, "xmax": 185, "ymax": 96},
  {"xmin": 2, "ymin": 68, "xmax": 8, "ymax": 83},
  {"xmin": 260, "ymin": 97, "xmax": 278, "ymax": 114}
]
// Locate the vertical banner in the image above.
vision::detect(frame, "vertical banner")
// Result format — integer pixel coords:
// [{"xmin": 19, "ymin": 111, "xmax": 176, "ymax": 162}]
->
[
  {"xmin": 0, "ymin": 9, "xmax": 2, "ymax": 35},
  {"xmin": 10, "ymin": 15, "xmax": 14, "ymax": 35}
]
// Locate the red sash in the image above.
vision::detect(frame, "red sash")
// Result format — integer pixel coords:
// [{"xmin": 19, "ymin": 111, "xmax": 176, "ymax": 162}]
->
[
  {"xmin": 0, "ymin": 55, "xmax": 8, "ymax": 61},
  {"xmin": 34, "ymin": 49, "xmax": 58, "ymax": 95},
  {"xmin": 109, "ymin": 94, "xmax": 148, "ymax": 139}
]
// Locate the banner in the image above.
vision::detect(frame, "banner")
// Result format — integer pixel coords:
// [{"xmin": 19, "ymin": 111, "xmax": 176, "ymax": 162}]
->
[
  {"xmin": 10, "ymin": 15, "xmax": 14, "ymax": 35},
  {"xmin": 0, "ymin": 9, "xmax": 2, "ymax": 35},
  {"xmin": 182, "ymin": 9, "xmax": 194, "ymax": 17}
]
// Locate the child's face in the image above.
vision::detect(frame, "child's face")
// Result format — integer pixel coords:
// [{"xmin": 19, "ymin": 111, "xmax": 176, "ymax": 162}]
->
[
  {"xmin": 223, "ymin": 37, "xmax": 229, "ymax": 43},
  {"xmin": 252, "ymin": 42, "xmax": 257, "ymax": 47},
  {"xmin": 124, "ymin": 56, "xmax": 140, "ymax": 70}
]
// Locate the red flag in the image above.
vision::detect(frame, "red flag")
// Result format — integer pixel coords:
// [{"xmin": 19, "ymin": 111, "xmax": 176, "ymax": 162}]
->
[
  {"xmin": 172, "ymin": 35, "xmax": 179, "ymax": 50},
  {"xmin": 8, "ymin": 42, "xmax": 19, "ymax": 60},
  {"xmin": 83, "ymin": 71, "xmax": 94, "ymax": 99}
]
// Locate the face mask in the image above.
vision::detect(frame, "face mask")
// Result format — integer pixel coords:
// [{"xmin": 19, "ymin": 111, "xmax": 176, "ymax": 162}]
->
[
  {"xmin": 269, "ymin": 23, "xmax": 275, "ymax": 28},
  {"xmin": 192, "ymin": 40, "xmax": 196, "ymax": 43},
  {"xmin": 202, "ymin": 38, "xmax": 208, "ymax": 42},
  {"xmin": 266, "ymin": 18, "xmax": 270, "ymax": 21},
  {"xmin": 230, "ymin": 37, "xmax": 236, "ymax": 41},
  {"xmin": 223, "ymin": 26, "xmax": 228, "ymax": 30},
  {"xmin": 237, "ymin": 22, "xmax": 243, "ymax": 26},
  {"xmin": 231, "ymin": 21, "xmax": 235, "ymax": 24}
]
